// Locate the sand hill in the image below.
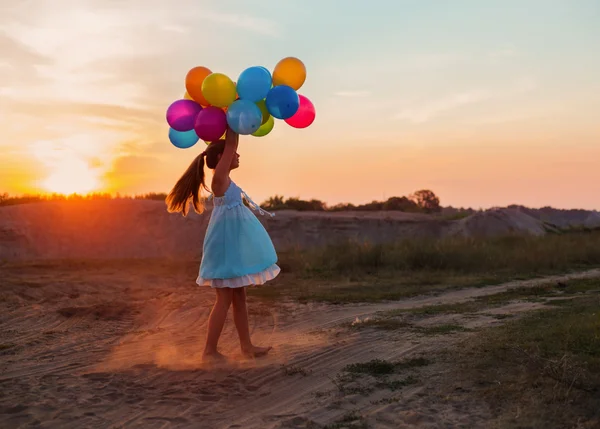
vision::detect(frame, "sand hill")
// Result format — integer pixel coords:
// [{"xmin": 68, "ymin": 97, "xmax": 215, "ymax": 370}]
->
[{"xmin": 0, "ymin": 201, "xmax": 598, "ymax": 260}]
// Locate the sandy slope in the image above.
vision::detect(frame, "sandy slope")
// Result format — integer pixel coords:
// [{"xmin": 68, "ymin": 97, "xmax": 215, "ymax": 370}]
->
[
  {"xmin": 4, "ymin": 200, "xmax": 599, "ymax": 261},
  {"xmin": 1, "ymin": 262, "xmax": 598, "ymax": 429}
]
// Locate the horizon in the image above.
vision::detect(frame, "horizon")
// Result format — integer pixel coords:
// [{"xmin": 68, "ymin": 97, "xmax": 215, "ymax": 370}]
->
[
  {"xmin": 1, "ymin": 1, "xmax": 599, "ymax": 210},
  {"xmin": 1, "ymin": 189, "xmax": 599, "ymax": 212}
]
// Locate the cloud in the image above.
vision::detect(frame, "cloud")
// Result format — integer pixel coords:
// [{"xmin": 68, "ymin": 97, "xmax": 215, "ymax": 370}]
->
[
  {"xmin": 200, "ymin": 11, "xmax": 280, "ymax": 37},
  {"xmin": 334, "ymin": 90, "xmax": 372, "ymax": 97},
  {"xmin": 394, "ymin": 90, "xmax": 492, "ymax": 123},
  {"xmin": 394, "ymin": 78, "xmax": 538, "ymax": 123},
  {"xmin": 488, "ymin": 48, "xmax": 518, "ymax": 60}
]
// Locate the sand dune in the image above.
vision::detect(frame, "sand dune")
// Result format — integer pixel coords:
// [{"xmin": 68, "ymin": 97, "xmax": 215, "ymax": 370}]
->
[{"xmin": 2, "ymin": 201, "xmax": 598, "ymax": 261}]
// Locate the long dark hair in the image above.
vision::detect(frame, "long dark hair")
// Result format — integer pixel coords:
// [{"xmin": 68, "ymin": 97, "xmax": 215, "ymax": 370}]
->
[{"xmin": 166, "ymin": 140, "xmax": 226, "ymax": 216}]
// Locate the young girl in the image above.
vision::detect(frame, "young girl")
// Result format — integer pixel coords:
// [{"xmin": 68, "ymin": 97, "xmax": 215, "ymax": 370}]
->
[{"xmin": 166, "ymin": 128, "xmax": 280, "ymax": 361}]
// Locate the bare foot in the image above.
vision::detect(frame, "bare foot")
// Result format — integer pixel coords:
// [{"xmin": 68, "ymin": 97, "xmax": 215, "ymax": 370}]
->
[
  {"xmin": 202, "ymin": 350, "xmax": 228, "ymax": 363},
  {"xmin": 241, "ymin": 345, "xmax": 272, "ymax": 358}
]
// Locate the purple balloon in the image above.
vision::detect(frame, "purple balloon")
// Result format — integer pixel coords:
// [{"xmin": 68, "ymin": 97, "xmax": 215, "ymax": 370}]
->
[
  {"xmin": 194, "ymin": 107, "xmax": 227, "ymax": 142},
  {"xmin": 166, "ymin": 99, "xmax": 202, "ymax": 132}
]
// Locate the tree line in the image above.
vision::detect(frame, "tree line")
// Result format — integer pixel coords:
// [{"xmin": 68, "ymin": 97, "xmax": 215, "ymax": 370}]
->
[{"xmin": 0, "ymin": 189, "xmax": 449, "ymax": 214}]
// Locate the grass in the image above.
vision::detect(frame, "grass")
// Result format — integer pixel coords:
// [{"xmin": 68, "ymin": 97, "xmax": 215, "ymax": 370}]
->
[
  {"xmin": 323, "ymin": 411, "xmax": 369, "ymax": 429},
  {"xmin": 249, "ymin": 231, "xmax": 600, "ymax": 304},
  {"xmin": 384, "ymin": 278, "xmax": 600, "ymax": 317},
  {"xmin": 452, "ymin": 290, "xmax": 600, "ymax": 428},
  {"xmin": 415, "ymin": 324, "xmax": 473, "ymax": 335},
  {"xmin": 330, "ymin": 357, "xmax": 429, "ymax": 400},
  {"xmin": 343, "ymin": 359, "xmax": 396, "ymax": 376}
]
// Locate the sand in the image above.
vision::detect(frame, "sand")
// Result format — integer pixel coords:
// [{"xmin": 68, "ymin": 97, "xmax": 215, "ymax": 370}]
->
[
  {"xmin": 2, "ymin": 200, "xmax": 599, "ymax": 261},
  {"xmin": 2, "ymin": 258, "xmax": 599, "ymax": 429}
]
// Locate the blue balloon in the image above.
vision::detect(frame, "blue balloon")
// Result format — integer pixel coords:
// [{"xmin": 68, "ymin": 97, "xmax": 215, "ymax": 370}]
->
[
  {"xmin": 236, "ymin": 66, "xmax": 272, "ymax": 102},
  {"xmin": 226, "ymin": 99, "xmax": 263, "ymax": 135},
  {"xmin": 265, "ymin": 85, "xmax": 300, "ymax": 119},
  {"xmin": 169, "ymin": 128, "xmax": 199, "ymax": 149}
]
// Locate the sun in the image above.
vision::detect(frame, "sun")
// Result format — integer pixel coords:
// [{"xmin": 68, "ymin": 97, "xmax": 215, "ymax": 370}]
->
[{"xmin": 42, "ymin": 157, "xmax": 101, "ymax": 195}]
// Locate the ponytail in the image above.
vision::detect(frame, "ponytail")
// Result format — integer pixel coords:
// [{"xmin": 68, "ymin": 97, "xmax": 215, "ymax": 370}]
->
[{"xmin": 166, "ymin": 152, "xmax": 208, "ymax": 216}]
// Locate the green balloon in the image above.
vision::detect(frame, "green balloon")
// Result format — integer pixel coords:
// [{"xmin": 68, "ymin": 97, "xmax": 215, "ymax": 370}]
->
[
  {"xmin": 252, "ymin": 115, "xmax": 274, "ymax": 137},
  {"xmin": 256, "ymin": 99, "xmax": 271, "ymax": 125}
]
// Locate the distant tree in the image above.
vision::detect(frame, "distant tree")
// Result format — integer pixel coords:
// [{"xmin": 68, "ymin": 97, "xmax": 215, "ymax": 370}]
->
[
  {"xmin": 329, "ymin": 203, "xmax": 356, "ymax": 212},
  {"xmin": 410, "ymin": 190, "xmax": 441, "ymax": 213},
  {"xmin": 135, "ymin": 193, "xmax": 168, "ymax": 201},
  {"xmin": 0, "ymin": 193, "xmax": 8, "ymax": 205},
  {"xmin": 382, "ymin": 196, "xmax": 420, "ymax": 212},
  {"xmin": 261, "ymin": 195, "xmax": 286, "ymax": 211},
  {"xmin": 357, "ymin": 201, "xmax": 384, "ymax": 211}
]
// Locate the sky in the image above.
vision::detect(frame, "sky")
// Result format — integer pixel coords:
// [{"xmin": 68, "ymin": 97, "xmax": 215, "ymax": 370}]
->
[{"xmin": 1, "ymin": 0, "xmax": 599, "ymax": 209}]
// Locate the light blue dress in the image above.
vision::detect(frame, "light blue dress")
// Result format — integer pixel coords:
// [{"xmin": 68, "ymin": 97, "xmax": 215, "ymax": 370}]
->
[{"xmin": 196, "ymin": 180, "xmax": 280, "ymax": 288}]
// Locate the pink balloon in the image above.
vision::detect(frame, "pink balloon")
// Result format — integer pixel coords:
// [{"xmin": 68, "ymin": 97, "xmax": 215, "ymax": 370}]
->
[
  {"xmin": 284, "ymin": 94, "xmax": 315, "ymax": 129},
  {"xmin": 166, "ymin": 99, "xmax": 202, "ymax": 132},
  {"xmin": 194, "ymin": 107, "xmax": 227, "ymax": 142}
]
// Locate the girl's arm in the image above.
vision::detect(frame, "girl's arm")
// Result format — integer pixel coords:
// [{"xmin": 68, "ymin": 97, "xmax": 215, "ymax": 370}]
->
[{"xmin": 211, "ymin": 127, "xmax": 239, "ymax": 196}]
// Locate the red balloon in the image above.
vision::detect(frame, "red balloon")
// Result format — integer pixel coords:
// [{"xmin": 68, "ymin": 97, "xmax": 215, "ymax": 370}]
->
[
  {"xmin": 284, "ymin": 94, "xmax": 315, "ymax": 129},
  {"xmin": 194, "ymin": 107, "xmax": 227, "ymax": 142}
]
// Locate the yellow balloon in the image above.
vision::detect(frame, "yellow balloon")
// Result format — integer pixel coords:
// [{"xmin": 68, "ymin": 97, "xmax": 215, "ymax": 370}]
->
[
  {"xmin": 183, "ymin": 91, "xmax": 193, "ymax": 100},
  {"xmin": 201, "ymin": 73, "xmax": 237, "ymax": 108},
  {"xmin": 203, "ymin": 131, "xmax": 226, "ymax": 144},
  {"xmin": 252, "ymin": 115, "xmax": 274, "ymax": 137},
  {"xmin": 256, "ymin": 99, "xmax": 271, "ymax": 125},
  {"xmin": 272, "ymin": 57, "xmax": 306, "ymax": 90}
]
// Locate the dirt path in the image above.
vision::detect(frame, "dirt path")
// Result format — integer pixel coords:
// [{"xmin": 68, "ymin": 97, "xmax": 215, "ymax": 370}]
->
[{"xmin": 1, "ymin": 269, "xmax": 599, "ymax": 428}]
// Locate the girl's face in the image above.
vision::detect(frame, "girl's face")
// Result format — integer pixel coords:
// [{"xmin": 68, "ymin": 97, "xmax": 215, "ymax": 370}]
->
[
  {"xmin": 215, "ymin": 152, "xmax": 240, "ymax": 170},
  {"xmin": 230, "ymin": 152, "xmax": 240, "ymax": 170}
]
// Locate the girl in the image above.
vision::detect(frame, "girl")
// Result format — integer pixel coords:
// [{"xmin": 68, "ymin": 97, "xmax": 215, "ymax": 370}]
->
[{"xmin": 166, "ymin": 127, "xmax": 280, "ymax": 362}]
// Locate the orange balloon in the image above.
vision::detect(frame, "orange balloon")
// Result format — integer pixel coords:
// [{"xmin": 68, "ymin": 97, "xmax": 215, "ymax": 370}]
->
[
  {"xmin": 272, "ymin": 57, "xmax": 306, "ymax": 90},
  {"xmin": 185, "ymin": 66, "xmax": 212, "ymax": 106}
]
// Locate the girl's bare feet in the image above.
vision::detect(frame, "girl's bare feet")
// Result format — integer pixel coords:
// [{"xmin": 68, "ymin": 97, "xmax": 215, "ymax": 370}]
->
[
  {"xmin": 202, "ymin": 350, "xmax": 228, "ymax": 363},
  {"xmin": 241, "ymin": 345, "xmax": 272, "ymax": 358}
]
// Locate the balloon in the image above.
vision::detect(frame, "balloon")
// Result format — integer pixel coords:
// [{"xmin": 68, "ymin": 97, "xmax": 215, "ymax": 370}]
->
[
  {"xmin": 252, "ymin": 115, "xmax": 274, "ymax": 137},
  {"xmin": 201, "ymin": 73, "xmax": 237, "ymax": 108},
  {"xmin": 226, "ymin": 99, "xmax": 263, "ymax": 135},
  {"xmin": 256, "ymin": 99, "xmax": 270, "ymax": 125},
  {"xmin": 166, "ymin": 99, "xmax": 202, "ymax": 132},
  {"xmin": 203, "ymin": 130, "xmax": 227, "ymax": 144},
  {"xmin": 183, "ymin": 91, "xmax": 193, "ymax": 100},
  {"xmin": 285, "ymin": 95, "xmax": 316, "ymax": 128},
  {"xmin": 194, "ymin": 107, "xmax": 227, "ymax": 142},
  {"xmin": 185, "ymin": 66, "xmax": 212, "ymax": 106},
  {"xmin": 236, "ymin": 66, "xmax": 272, "ymax": 102},
  {"xmin": 265, "ymin": 85, "xmax": 300, "ymax": 119},
  {"xmin": 272, "ymin": 57, "xmax": 306, "ymax": 90},
  {"xmin": 169, "ymin": 128, "xmax": 199, "ymax": 149}
]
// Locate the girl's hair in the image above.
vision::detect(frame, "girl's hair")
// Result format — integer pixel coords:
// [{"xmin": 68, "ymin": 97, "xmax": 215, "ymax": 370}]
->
[{"xmin": 166, "ymin": 139, "xmax": 226, "ymax": 216}]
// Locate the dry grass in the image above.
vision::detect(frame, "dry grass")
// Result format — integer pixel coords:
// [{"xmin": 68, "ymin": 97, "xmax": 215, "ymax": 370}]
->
[
  {"xmin": 251, "ymin": 231, "xmax": 600, "ymax": 303},
  {"xmin": 450, "ymin": 285, "xmax": 600, "ymax": 428}
]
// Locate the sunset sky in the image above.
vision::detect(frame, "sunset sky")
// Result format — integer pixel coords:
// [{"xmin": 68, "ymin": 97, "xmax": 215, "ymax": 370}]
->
[{"xmin": 1, "ymin": 0, "xmax": 599, "ymax": 209}]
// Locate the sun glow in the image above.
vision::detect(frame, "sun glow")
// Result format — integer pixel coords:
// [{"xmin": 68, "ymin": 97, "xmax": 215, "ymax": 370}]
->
[{"xmin": 41, "ymin": 156, "xmax": 101, "ymax": 195}]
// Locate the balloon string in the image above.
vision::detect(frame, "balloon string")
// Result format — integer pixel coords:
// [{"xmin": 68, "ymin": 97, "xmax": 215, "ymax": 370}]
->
[{"xmin": 242, "ymin": 191, "xmax": 275, "ymax": 217}]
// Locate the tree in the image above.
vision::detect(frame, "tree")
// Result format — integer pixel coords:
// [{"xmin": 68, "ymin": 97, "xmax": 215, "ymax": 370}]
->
[
  {"xmin": 409, "ymin": 190, "xmax": 441, "ymax": 213},
  {"xmin": 382, "ymin": 196, "xmax": 420, "ymax": 212}
]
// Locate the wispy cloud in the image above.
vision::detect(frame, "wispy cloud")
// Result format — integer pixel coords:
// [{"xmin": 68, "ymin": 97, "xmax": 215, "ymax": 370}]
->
[
  {"xmin": 395, "ymin": 90, "xmax": 492, "ymax": 123},
  {"xmin": 334, "ymin": 90, "xmax": 372, "ymax": 97},
  {"xmin": 394, "ymin": 78, "xmax": 538, "ymax": 123},
  {"xmin": 487, "ymin": 48, "xmax": 518, "ymax": 60},
  {"xmin": 200, "ymin": 11, "xmax": 280, "ymax": 37}
]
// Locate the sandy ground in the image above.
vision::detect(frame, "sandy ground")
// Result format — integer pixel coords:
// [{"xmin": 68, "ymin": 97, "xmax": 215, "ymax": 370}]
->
[
  {"xmin": 2, "ymin": 262, "xmax": 599, "ymax": 429},
  {"xmin": 5, "ymin": 200, "xmax": 599, "ymax": 261}
]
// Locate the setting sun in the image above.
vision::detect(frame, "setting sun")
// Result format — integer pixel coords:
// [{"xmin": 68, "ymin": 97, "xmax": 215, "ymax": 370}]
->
[{"xmin": 41, "ymin": 157, "xmax": 101, "ymax": 195}]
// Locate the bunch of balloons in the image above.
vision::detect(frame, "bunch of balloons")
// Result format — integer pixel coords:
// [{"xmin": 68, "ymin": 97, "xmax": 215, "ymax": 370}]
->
[{"xmin": 166, "ymin": 57, "xmax": 316, "ymax": 149}]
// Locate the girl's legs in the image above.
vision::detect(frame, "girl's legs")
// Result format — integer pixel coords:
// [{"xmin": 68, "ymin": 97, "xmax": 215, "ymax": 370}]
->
[
  {"xmin": 203, "ymin": 288, "xmax": 234, "ymax": 360},
  {"xmin": 232, "ymin": 287, "xmax": 271, "ymax": 357}
]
